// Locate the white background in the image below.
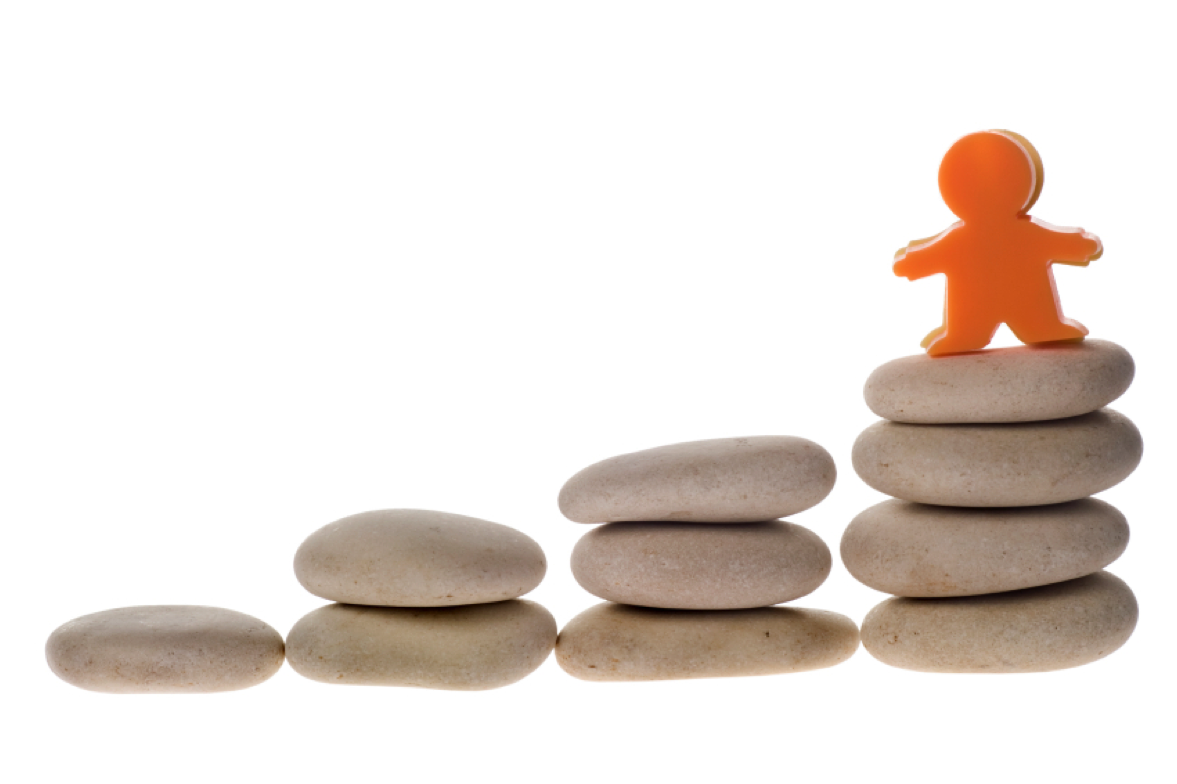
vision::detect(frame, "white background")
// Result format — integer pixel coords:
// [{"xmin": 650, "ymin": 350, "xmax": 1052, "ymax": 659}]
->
[{"xmin": 4, "ymin": 2, "xmax": 1172, "ymax": 782}]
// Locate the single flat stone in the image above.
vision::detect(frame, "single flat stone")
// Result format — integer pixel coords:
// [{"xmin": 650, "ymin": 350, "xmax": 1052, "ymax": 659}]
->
[
  {"xmin": 558, "ymin": 436, "xmax": 836, "ymax": 524},
  {"xmin": 572, "ymin": 520, "xmax": 831, "ymax": 609},
  {"xmin": 46, "ymin": 606, "xmax": 284, "ymax": 693},
  {"xmin": 286, "ymin": 600, "xmax": 556, "ymax": 690},
  {"xmin": 852, "ymin": 409, "xmax": 1142, "ymax": 507},
  {"xmin": 865, "ymin": 339, "xmax": 1134, "ymax": 423},
  {"xmin": 841, "ymin": 498, "xmax": 1129, "ymax": 597},
  {"xmin": 556, "ymin": 603, "xmax": 858, "ymax": 681},
  {"xmin": 294, "ymin": 509, "xmax": 546, "ymax": 607},
  {"xmin": 861, "ymin": 571, "xmax": 1137, "ymax": 673}
]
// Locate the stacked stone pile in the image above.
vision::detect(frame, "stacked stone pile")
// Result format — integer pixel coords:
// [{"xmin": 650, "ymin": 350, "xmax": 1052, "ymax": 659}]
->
[
  {"xmin": 844, "ymin": 339, "xmax": 1141, "ymax": 672},
  {"xmin": 554, "ymin": 436, "xmax": 860, "ymax": 681},
  {"xmin": 287, "ymin": 509, "xmax": 556, "ymax": 690}
]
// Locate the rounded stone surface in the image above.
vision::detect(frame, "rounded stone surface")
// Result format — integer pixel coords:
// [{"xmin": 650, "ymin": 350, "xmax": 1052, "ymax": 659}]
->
[
  {"xmin": 864, "ymin": 339, "xmax": 1134, "ymax": 423},
  {"xmin": 558, "ymin": 436, "xmax": 836, "ymax": 524},
  {"xmin": 861, "ymin": 571, "xmax": 1137, "ymax": 673},
  {"xmin": 46, "ymin": 605, "xmax": 285, "ymax": 694},
  {"xmin": 572, "ymin": 520, "xmax": 831, "ymax": 609},
  {"xmin": 294, "ymin": 509, "xmax": 547, "ymax": 607},
  {"xmin": 841, "ymin": 498, "xmax": 1129, "ymax": 597},
  {"xmin": 556, "ymin": 603, "xmax": 858, "ymax": 681},
  {"xmin": 286, "ymin": 600, "xmax": 556, "ymax": 690},
  {"xmin": 852, "ymin": 409, "xmax": 1142, "ymax": 507}
]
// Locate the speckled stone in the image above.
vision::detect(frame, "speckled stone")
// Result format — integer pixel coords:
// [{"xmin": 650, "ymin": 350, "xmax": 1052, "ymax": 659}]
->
[
  {"xmin": 852, "ymin": 409, "xmax": 1142, "ymax": 507},
  {"xmin": 294, "ymin": 509, "xmax": 547, "ymax": 607},
  {"xmin": 286, "ymin": 600, "xmax": 556, "ymax": 690},
  {"xmin": 841, "ymin": 498, "xmax": 1129, "ymax": 596},
  {"xmin": 46, "ymin": 605, "xmax": 285, "ymax": 693},
  {"xmin": 864, "ymin": 339, "xmax": 1134, "ymax": 423},
  {"xmin": 861, "ymin": 571, "xmax": 1137, "ymax": 673},
  {"xmin": 558, "ymin": 436, "xmax": 836, "ymax": 524},
  {"xmin": 571, "ymin": 521, "xmax": 831, "ymax": 609},
  {"xmin": 556, "ymin": 603, "xmax": 858, "ymax": 681}
]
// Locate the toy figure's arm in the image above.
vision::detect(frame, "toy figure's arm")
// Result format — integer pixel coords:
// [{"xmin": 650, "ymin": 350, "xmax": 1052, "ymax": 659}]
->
[
  {"xmin": 1030, "ymin": 218, "xmax": 1103, "ymax": 266},
  {"xmin": 893, "ymin": 227, "xmax": 957, "ymax": 280}
]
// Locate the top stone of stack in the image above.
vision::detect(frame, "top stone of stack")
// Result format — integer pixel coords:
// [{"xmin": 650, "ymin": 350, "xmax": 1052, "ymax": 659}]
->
[
  {"xmin": 864, "ymin": 339, "xmax": 1134, "ymax": 424},
  {"xmin": 558, "ymin": 436, "xmax": 836, "ymax": 523}
]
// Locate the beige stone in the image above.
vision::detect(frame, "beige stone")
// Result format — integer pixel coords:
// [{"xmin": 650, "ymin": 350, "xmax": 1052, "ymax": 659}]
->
[
  {"xmin": 861, "ymin": 571, "xmax": 1137, "ymax": 673},
  {"xmin": 558, "ymin": 436, "xmax": 836, "ymax": 524},
  {"xmin": 46, "ymin": 606, "xmax": 284, "ymax": 694},
  {"xmin": 864, "ymin": 339, "xmax": 1134, "ymax": 423},
  {"xmin": 294, "ymin": 509, "xmax": 546, "ymax": 606},
  {"xmin": 572, "ymin": 521, "xmax": 831, "ymax": 609},
  {"xmin": 556, "ymin": 603, "xmax": 858, "ymax": 681},
  {"xmin": 286, "ymin": 600, "xmax": 556, "ymax": 690},
  {"xmin": 852, "ymin": 409, "xmax": 1142, "ymax": 507},
  {"xmin": 841, "ymin": 498, "xmax": 1129, "ymax": 597}
]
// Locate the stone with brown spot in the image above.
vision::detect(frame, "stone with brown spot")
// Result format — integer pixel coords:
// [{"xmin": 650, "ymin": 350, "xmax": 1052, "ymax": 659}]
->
[{"xmin": 556, "ymin": 603, "xmax": 859, "ymax": 681}]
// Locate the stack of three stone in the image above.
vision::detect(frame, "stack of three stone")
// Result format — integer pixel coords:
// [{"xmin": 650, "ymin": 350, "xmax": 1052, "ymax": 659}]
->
[
  {"xmin": 845, "ymin": 340, "xmax": 1141, "ymax": 673},
  {"xmin": 555, "ymin": 436, "xmax": 859, "ymax": 681}
]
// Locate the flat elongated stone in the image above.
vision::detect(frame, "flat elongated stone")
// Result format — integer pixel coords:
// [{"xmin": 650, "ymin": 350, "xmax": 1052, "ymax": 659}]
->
[
  {"xmin": 556, "ymin": 603, "xmax": 858, "ymax": 681},
  {"xmin": 861, "ymin": 571, "xmax": 1137, "ymax": 673},
  {"xmin": 286, "ymin": 600, "xmax": 556, "ymax": 690},
  {"xmin": 46, "ymin": 606, "xmax": 284, "ymax": 693},
  {"xmin": 852, "ymin": 409, "xmax": 1142, "ymax": 507},
  {"xmin": 294, "ymin": 509, "xmax": 546, "ymax": 607},
  {"xmin": 865, "ymin": 339, "xmax": 1134, "ymax": 423},
  {"xmin": 572, "ymin": 521, "xmax": 831, "ymax": 609},
  {"xmin": 558, "ymin": 436, "xmax": 836, "ymax": 524},
  {"xmin": 841, "ymin": 499, "xmax": 1129, "ymax": 596}
]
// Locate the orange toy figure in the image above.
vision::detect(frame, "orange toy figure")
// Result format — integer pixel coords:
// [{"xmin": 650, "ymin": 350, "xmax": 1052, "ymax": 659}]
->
[{"xmin": 893, "ymin": 130, "xmax": 1103, "ymax": 356}]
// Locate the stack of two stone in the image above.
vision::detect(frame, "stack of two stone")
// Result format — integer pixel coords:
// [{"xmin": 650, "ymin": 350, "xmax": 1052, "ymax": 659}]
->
[
  {"xmin": 845, "ymin": 340, "xmax": 1142, "ymax": 673},
  {"xmin": 554, "ymin": 437, "xmax": 860, "ymax": 682},
  {"xmin": 286, "ymin": 509, "xmax": 556, "ymax": 690}
]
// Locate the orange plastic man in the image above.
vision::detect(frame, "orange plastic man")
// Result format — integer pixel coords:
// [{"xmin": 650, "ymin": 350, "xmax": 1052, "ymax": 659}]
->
[{"xmin": 893, "ymin": 130, "xmax": 1102, "ymax": 356}]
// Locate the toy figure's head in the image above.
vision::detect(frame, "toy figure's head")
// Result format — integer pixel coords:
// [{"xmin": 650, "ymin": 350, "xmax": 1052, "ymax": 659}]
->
[{"xmin": 938, "ymin": 130, "xmax": 1044, "ymax": 221}]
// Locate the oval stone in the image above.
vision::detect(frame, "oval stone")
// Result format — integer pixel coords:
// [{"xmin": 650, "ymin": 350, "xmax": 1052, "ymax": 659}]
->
[
  {"xmin": 46, "ymin": 605, "xmax": 284, "ymax": 694},
  {"xmin": 861, "ymin": 571, "xmax": 1137, "ymax": 673},
  {"xmin": 286, "ymin": 600, "xmax": 556, "ymax": 690},
  {"xmin": 558, "ymin": 436, "xmax": 836, "ymax": 524},
  {"xmin": 294, "ymin": 509, "xmax": 547, "ymax": 607},
  {"xmin": 841, "ymin": 498, "xmax": 1129, "ymax": 596},
  {"xmin": 572, "ymin": 521, "xmax": 831, "ymax": 609},
  {"xmin": 852, "ymin": 409, "xmax": 1142, "ymax": 507},
  {"xmin": 864, "ymin": 339, "xmax": 1134, "ymax": 423},
  {"xmin": 556, "ymin": 603, "xmax": 858, "ymax": 681}
]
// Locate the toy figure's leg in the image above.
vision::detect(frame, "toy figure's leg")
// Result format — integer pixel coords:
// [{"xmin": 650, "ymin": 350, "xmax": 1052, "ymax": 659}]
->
[
  {"xmin": 1008, "ymin": 316, "xmax": 1088, "ymax": 344},
  {"xmin": 920, "ymin": 324, "xmax": 947, "ymax": 349},
  {"xmin": 925, "ymin": 299, "xmax": 998, "ymax": 356}
]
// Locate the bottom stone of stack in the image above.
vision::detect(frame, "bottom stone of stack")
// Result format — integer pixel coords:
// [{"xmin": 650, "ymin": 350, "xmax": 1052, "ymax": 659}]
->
[
  {"xmin": 861, "ymin": 571, "xmax": 1137, "ymax": 673},
  {"xmin": 556, "ymin": 603, "xmax": 859, "ymax": 681},
  {"xmin": 287, "ymin": 600, "xmax": 556, "ymax": 690},
  {"xmin": 46, "ymin": 605, "xmax": 286, "ymax": 694}
]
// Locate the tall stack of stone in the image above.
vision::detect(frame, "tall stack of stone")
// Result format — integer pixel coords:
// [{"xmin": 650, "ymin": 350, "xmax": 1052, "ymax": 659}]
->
[
  {"xmin": 844, "ymin": 340, "xmax": 1141, "ymax": 673},
  {"xmin": 554, "ymin": 436, "xmax": 859, "ymax": 682},
  {"xmin": 286, "ymin": 509, "xmax": 556, "ymax": 690}
]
